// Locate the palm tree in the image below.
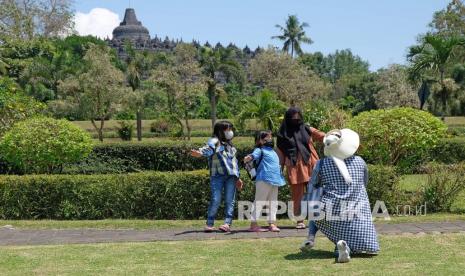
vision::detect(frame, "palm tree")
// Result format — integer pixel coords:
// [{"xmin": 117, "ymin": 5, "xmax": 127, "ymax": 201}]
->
[
  {"xmin": 199, "ymin": 46, "xmax": 244, "ymax": 129},
  {"xmin": 272, "ymin": 15, "xmax": 313, "ymax": 58},
  {"xmin": 238, "ymin": 89, "xmax": 286, "ymax": 132},
  {"xmin": 408, "ymin": 34, "xmax": 465, "ymax": 116},
  {"xmin": 125, "ymin": 44, "xmax": 152, "ymax": 141}
]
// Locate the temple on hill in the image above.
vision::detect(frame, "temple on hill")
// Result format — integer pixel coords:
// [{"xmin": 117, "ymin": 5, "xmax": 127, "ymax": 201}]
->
[{"xmin": 107, "ymin": 8, "xmax": 262, "ymax": 65}]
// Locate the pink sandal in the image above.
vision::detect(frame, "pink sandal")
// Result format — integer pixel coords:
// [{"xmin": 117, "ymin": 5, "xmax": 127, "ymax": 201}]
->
[
  {"xmin": 219, "ymin": 224, "xmax": 231, "ymax": 232},
  {"xmin": 204, "ymin": 225, "xmax": 215, "ymax": 232},
  {"xmin": 248, "ymin": 225, "xmax": 268, "ymax": 232},
  {"xmin": 269, "ymin": 225, "xmax": 280, "ymax": 232}
]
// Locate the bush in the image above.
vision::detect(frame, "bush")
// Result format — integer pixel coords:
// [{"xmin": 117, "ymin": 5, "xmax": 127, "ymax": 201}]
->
[
  {"xmin": 348, "ymin": 107, "xmax": 447, "ymax": 173},
  {"xmin": 150, "ymin": 119, "xmax": 170, "ymax": 133},
  {"xmin": 366, "ymin": 165, "xmax": 401, "ymax": 212},
  {"xmin": 0, "ymin": 165, "xmax": 396, "ymax": 219},
  {"xmin": 117, "ymin": 121, "xmax": 134, "ymax": 141},
  {"xmin": 0, "ymin": 117, "xmax": 93, "ymax": 174},
  {"xmin": 431, "ymin": 138, "xmax": 465, "ymax": 164},
  {"xmin": 413, "ymin": 163, "xmax": 465, "ymax": 213}
]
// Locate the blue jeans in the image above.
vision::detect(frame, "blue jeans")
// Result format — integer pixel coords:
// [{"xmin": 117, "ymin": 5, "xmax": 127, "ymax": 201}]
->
[{"xmin": 207, "ymin": 175, "xmax": 237, "ymax": 227}]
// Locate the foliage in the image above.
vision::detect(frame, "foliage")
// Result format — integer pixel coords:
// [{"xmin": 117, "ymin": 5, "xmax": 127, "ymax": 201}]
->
[
  {"xmin": 414, "ymin": 162, "xmax": 465, "ymax": 213},
  {"xmin": 300, "ymin": 49, "xmax": 370, "ymax": 83},
  {"xmin": 334, "ymin": 72, "xmax": 380, "ymax": 114},
  {"xmin": 0, "ymin": 165, "xmax": 395, "ymax": 219},
  {"xmin": 237, "ymin": 89, "xmax": 286, "ymax": 132},
  {"xmin": 348, "ymin": 107, "xmax": 448, "ymax": 172},
  {"xmin": 301, "ymin": 100, "xmax": 351, "ymax": 133},
  {"xmin": 408, "ymin": 33, "xmax": 465, "ymax": 116},
  {"xmin": 199, "ymin": 45, "xmax": 245, "ymax": 128},
  {"xmin": 117, "ymin": 121, "xmax": 135, "ymax": 141},
  {"xmin": 0, "ymin": 0, "xmax": 74, "ymax": 40},
  {"xmin": 0, "ymin": 117, "xmax": 93, "ymax": 174},
  {"xmin": 0, "ymin": 76, "xmax": 45, "ymax": 136},
  {"xmin": 249, "ymin": 48, "xmax": 329, "ymax": 105},
  {"xmin": 375, "ymin": 64, "xmax": 420, "ymax": 109},
  {"xmin": 151, "ymin": 43, "xmax": 206, "ymax": 139},
  {"xmin": 272, "ymin": 15, "xmax": 312, "ymax": 58},
  {"xmin": 58, "ymin": 44, "xmax": 128, "ymax": 141}
]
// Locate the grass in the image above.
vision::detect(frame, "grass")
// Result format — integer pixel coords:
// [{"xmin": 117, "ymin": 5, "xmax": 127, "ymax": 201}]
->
[
  {"xmin": 444, "ymin": 116, "xmax": 465, "ymax": 126},
  {"xmin": 1, "ymin": 213, "xmax": 464, "ymax": 230},
  {"xmin": 0, "ymin": 233, "xmax": 465, "ymax": 275}
]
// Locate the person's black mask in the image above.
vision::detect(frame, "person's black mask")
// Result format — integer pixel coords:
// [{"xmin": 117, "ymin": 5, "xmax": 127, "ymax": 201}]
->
[
  {"xmin": 264, "ymin": 138, "xmax": 274, "ymax": 148},
  {"xmin": 290, "ymin": 118, "xmax": 303, "ymax": 126}
]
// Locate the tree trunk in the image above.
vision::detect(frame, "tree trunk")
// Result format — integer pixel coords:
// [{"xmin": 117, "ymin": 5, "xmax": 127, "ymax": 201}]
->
[
  {"xmin": 440, "ymin": 69, "xmax": 447, "ymax": 120},
  {"xmin": 136, "ymin": 110, "xmax": 142, "ymax": 141},
  {"xmin": 91, "ymin": 118, "xmax": 104, "ymax": 142},
  {"xmin": 291, "ymin": 42, "xmax": 294, "ymax": 58},
  {"xmin": 208, "ymin": 82, "xmax": 217, "ymax": 130},
  {"xmin": 185, "ymin": 116, "xmax": 191, "ymax": 141}
]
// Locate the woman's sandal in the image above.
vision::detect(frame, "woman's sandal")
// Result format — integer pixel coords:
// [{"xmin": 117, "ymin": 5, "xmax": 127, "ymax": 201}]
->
[
  {"xmin": 219, "ymin": 224, "xmax": 231, "ymax": 232},
  {"xmin": 296, "ymin": 222, "xmax": 306, "ymax": 229},
  {"xmin": 248, "ymin": 225, "xmax": 268, "ymax": 232},
  {"xmin": 269, "ymin": 225, "xmax": 280, "ymax": 232},
  {"xmin": 204, "ymin": 225, "xmax": 216, "ymax": 233}
]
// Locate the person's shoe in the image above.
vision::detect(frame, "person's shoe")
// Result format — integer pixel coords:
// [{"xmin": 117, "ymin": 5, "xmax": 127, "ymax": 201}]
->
[
  {"xmin": 219, "ymin": 224, "xmax": 231, "ymax": 232},
  {"xmin": 269, "ymin": 225, "xmax": 280, "ymax": 232},
  {"xmin": 300, "ymin": 239, "xmax": 315, "ymax": 252},
  {"xmin": 248, "ymin": 225, "xmax": 268, "ymax": 232},
  {"xmin": 204, "ymin": 225, "xmax": 215, "ymax": 233},
  {"xmin": 337, "ymin": 240, "xmax": 351, "ymax": 263},
  {"xmin": 296, "ymin": 222, "xmax": 306, "ymax": 229}
]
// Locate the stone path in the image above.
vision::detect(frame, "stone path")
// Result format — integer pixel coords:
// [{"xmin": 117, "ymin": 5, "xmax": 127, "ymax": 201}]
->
[{"xmin": 1, "ymin": 221, "xmax": 465, "ymax": 246}]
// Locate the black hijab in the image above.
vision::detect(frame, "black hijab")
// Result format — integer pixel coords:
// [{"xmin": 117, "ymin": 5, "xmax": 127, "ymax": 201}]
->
[{"xmin": 277, "ymin": 107, "xmax": 312, "ymax": 166}]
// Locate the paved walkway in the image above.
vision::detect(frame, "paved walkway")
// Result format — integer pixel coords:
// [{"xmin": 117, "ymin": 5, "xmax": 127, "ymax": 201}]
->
[{"xmin": 1, "ymin": 221, "xmax": 465, "ymax": 246}]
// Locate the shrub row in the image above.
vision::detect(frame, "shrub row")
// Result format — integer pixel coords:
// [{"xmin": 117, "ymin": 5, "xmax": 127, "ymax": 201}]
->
[{"xmin": 0, "ymin": 166, "xmax": 397, "ymax": 219}]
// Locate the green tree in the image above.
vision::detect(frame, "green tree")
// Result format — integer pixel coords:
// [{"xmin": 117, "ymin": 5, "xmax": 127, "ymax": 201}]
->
[
  {"xmin": 0, "ymin": 0, "xmax": 74, "ymax": 40},
  {"xmin": 249, "ymin": 48, "xmax": 329, "ymax": 106},
  {"xmin": 0, "ymin": 76, "xmax": 45, "ymax": 136},
  {"xmin": 408, "ymin": 34, "xmax": 465, "ymax": 116},
  {"xmin": 124, "ymin": 44, "xmax": 154, "ymax": 141},
  {"xmin": 272, "ymin": 15, "xmax": 312, "ymax": 58},
  {"xmin": 238, "ymin": 89, "xmax": 286, "ymax": 132},
  {"xmin": 58, "ymin": 44, "xmax": 128, "ymax": 141},
  {"xmin": 151, "ymin": 43, "xmax": 206, "ymax": 140},
  {"xmin": 199, "ymin": 46, "xmax": 244, "ymax": 129},
  {"xmin": 375, "ymin": 64, "xmax": 419, "ymax": 109},
  {"xmin": 299, "ymin": 49, "xmax": 370, "ymax": 83},
  {"xmin": 0, "ymin": 116, "xmax": 93, "ymax": 174}
]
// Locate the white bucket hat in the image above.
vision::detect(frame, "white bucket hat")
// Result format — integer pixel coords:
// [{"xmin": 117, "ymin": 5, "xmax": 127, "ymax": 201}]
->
[{"xmin": 323, "ymin": 129, "xmax": 360, "ymax": 183}]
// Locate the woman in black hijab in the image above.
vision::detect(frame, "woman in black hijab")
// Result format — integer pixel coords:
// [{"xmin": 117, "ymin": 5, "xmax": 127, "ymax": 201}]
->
[{"xmin": 277, "ymin": 107, "xmax": 325, "ymax": 229}]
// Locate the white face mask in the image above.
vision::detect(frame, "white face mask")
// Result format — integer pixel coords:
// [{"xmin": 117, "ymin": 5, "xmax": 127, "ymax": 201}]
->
[{"xmin": 224, "ymin": 130, "xmax": 234, "ymax": 140}]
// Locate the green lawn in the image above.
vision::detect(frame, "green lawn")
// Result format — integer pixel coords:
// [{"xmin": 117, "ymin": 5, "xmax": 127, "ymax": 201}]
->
[
  {"xmin": 0, "ymin": 213, "xmax": 464, "ymax": 230},
  {"xmin": 1, "ymin": 233, "xmax": 464, "ymax": 275},
  {"xmin": 444, "ymin": 116, "xmax": 465, "ymax": 126}
]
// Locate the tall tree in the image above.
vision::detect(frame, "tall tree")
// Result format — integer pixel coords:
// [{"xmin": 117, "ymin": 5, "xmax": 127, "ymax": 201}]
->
[
  {"xmin": 408, "ymin": 34, "xmax": 465, "ymax": 116},
  {"xmin": 125, "ymin": 44, "xmax": 153, "ymax": 141},
  {"xmin": 272, "ymin": 15, "xmax": 313, "ymax": 58},
  {"xmin": 0, "ymin": 0, "xmax": 74, "ymax": 40},
  {"xmin": 199, "ymin": 46, "xmax": 244, "ymax": 129},
  {"xmin": 151, "ymin": 43, "xmax": 205, "ymax": 140},
  {"xmin": 58, "ymin": 44, "xmax": 127, "ymax": 141},
  {"xmin": 249, "ymin": 48, "xmax": 329, "ymax": 106},
  {"xmin": 375, "ymin": 64, "xmax": 419, "ymax": 109}
]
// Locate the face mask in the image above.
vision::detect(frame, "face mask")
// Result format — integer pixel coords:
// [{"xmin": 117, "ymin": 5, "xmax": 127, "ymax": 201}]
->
[
  {"xmin": 290, "ymin": 118, "xmax": 302, "ymax": 126},
  {"xmin": 224, "ymin": 130, "xmax": 234, "ymax": 140},
  {"xmin": 264, "ymin": 138, "xmax": 274, "ymax": 148}
]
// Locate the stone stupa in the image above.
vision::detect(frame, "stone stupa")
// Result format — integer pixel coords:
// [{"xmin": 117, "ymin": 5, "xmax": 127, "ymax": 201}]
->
[{"xmin": 112, "ymin": 8, "xmax": 150, "ymax": 41}]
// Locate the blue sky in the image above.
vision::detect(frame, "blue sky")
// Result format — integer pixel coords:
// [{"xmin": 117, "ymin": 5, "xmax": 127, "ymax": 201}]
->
[{"xmin": 74, "ymin": 0, "xmax": 451, "ymax": 71}]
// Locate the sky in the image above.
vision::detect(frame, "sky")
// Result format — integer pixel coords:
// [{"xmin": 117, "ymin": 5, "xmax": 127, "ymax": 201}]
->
[{"xmin": 73, "ymin": 0, "xmax": 452, "ymax": 71}]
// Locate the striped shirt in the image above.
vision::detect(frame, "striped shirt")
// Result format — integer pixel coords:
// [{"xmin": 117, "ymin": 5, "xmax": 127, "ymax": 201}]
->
[{"xmin": 198, "ymin": 138, "xmax": 240, "ymax": 178}]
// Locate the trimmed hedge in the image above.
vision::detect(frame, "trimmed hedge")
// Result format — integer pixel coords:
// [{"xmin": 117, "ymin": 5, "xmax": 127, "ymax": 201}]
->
[
  {"xmin": 431, "ymin": 138, "xmax": 465, "ymax": 164},
  {"xmin": 0, "ymin": 166, "xmax": 398, "ymax": 219}
]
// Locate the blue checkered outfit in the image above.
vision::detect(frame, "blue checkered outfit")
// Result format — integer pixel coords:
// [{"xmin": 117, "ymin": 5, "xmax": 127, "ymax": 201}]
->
[
  {"xmin": 199, "ymin": 138, "xmax": 240, "ymax": 178},
  {"xmin": 312, "ymin": 156, "xmax": 379, "ymax": 253}
]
